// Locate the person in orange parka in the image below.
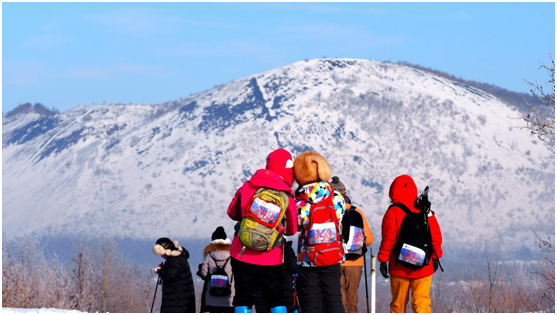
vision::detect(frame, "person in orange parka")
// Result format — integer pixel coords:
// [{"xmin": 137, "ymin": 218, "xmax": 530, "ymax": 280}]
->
[{"xmin": 377, "ymin": 175, "xmax": 443, "ymax": 313}]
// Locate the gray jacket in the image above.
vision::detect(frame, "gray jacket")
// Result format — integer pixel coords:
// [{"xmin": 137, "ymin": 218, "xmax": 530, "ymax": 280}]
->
[{"xmin": 200, "ymin": 241, "xmax": 234, "ymax": 307}]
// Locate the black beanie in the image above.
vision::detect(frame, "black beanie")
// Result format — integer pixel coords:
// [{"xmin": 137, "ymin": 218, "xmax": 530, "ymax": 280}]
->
[
  {"xmin": 156, "ymin": 237, "xmax": 176, "ymax": 250},
  {"xmin": 330, "ymin": 176, "xmax": 347, "ymax": 195},
  {"xmin": 211, "ymin": 226, "xmax": 227, "ymax": 241}
]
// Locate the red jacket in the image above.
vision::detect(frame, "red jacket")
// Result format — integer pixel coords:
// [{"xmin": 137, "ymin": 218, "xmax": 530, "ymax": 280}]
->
[
  {"xmin": 227, "ymin": 169, "xmax": 298, "ymax": 266},
  {"xmin": 377, "ymin": 175, "xmax": 443, "ymax": 279}
]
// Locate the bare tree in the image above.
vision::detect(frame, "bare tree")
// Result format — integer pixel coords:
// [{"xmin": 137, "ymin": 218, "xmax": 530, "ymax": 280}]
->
[
  {"xmin": 71, "ymin": 242, "xmax": 97, "ymax": 312},
  {"xmin": 3, "ymin": 237, "xmax": 153, "ymax": 312},
  {"xmin": 2, "ymin": 238, "xmax": 74, "ymax": 309},
  {"xmin": 519, "ymin": 55, "xmax": 555, "ymax": 154},
  {"xmin": 431, "ymin": 236, "xmax": 556, "ymax": 313},
  {"xmin": 459, "ymin": 242, "xmax": 508, "ymax": 313},
  {"xmin": 89, "ymin": 238, "xmax": 152, "ymax": 313},
  {"xmin": 532, "ymin": 231, "xmax": 555, "ymax": 308}
]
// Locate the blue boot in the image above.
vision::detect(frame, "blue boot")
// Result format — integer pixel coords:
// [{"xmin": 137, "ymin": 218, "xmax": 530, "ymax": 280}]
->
[
  {"xmin": 270, "ymin": 306, "xmax": 287, "ymax": 313},
  {"xmin": 234, "ymin": 306, "xmax": 252, "ymax": 313}
]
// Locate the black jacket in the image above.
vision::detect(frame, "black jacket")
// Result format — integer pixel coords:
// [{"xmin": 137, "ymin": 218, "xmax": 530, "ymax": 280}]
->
[
  {"xmin": 283, "ymin": 241, "xmax": 298, "ymax": 275},
  {"xmin": 158, "ymin": 249, "xmax": 196, "ymax": 313}
]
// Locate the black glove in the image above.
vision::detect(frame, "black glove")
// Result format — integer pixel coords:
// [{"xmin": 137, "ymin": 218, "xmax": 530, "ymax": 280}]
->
[
  {"xmin": 196, "ymin": 263, "xmax": 204, "ymax": 279},
  {"xmin": 433, "ymin": 259, "xmax": 439, "ymax": 273},
  {"xmin": 380, "ymin": 262, "xmax": 389, "ymax": 279}
]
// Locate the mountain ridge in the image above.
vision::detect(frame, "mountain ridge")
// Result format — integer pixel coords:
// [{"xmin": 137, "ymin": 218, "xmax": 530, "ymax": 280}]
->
[{"xmin": 3, "ymin": 58, "xmax": 554, "ymax": 253}]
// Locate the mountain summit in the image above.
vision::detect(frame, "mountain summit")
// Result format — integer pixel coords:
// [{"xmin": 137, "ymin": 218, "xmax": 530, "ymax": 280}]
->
[{"xmin": 3, "ymin": 59, "xmax": 554, "ymax": 252}]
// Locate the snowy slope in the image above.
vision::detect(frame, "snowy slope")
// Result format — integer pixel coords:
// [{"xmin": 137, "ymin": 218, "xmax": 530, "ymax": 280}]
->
[{"xmin": 2, "ymin": 59, "xmax": 554, "ymax": 252}]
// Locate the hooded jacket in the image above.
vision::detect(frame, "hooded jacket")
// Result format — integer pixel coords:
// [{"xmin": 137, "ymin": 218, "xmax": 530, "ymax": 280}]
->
[
  {"xmin": 227, "ymin": 168, "xmax": 298, "ymax": 266},
  {"xmin": 157, "ymin": 246, "xmax": 196, "ymax": 313},
  {"xmin": 199, "ymin": 240, "xmax": 235, "ymax": 308},
  {"xmin": 378, "ymin": 175, "xmax": 443, "ymax": 279}
]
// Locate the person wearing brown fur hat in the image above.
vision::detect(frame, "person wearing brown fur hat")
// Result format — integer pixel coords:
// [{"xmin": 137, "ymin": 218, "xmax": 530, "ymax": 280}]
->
[
  {"xmin": 294, "ymin": 151, "xmax": 346, "ymax": 313},
  {"xmin": 152, "ymin": 238, "xmax": 196, "ymax": 313},
  {"xmin": 197, "ymin": 227, "xmax": 235, "ymax": 313}
]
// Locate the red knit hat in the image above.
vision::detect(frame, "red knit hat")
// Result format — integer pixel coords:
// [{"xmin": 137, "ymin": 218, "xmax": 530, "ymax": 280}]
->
[{"xmin": 266, "ymin": 148, "xmax": 294, "ymax": 186}]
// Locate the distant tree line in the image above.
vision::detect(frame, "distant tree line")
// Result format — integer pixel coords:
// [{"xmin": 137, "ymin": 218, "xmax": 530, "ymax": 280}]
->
[
  {"xmin": 3, "ymin": 60, "xmax": 546, "ymax": 121},
  {"xmin": 395, "ymin": 61, "xmax": 543, "ymax": 112},
  {"xmin": 4, "ymin": 103, "xmax": 60, "ymax": 118}
]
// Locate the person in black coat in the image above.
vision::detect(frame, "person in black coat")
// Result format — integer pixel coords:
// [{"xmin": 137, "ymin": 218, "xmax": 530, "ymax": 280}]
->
[{"xmin": 153, "ymin": 238, "xmax": 196, "ymax": 313}]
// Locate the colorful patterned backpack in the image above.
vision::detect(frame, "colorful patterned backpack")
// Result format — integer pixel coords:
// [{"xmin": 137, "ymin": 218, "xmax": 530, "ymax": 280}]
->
[{"xmin": 304, "ymin": 185, "xmax": 344, "ymax": 266}]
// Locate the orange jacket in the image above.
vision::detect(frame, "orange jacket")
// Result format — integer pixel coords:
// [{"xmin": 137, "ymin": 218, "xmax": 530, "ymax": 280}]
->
[
  {"xmin": 377, "ymin": 175, "xmax": 443, "ymax": 279},
  {"xmin": 341, "ymin": 205, "xmax": 373, "ymax": 267}
]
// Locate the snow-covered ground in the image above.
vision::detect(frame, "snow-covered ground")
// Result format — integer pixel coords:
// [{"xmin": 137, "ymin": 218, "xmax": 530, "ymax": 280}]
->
[{"xmin": 2, "ymin": 308, "xmax": 84, "ymax": 313}]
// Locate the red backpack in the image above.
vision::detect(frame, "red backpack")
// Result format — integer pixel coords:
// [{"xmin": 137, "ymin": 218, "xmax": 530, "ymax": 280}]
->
[{"xmin": 304, "ymin": 192, "xmax": 344, "ymax": 266}]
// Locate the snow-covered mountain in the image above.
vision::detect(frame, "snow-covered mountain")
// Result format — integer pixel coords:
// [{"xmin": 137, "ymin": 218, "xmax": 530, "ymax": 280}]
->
[{"xmin": 3, "ymin": 59, "xmax": 554, "ymax": 253}]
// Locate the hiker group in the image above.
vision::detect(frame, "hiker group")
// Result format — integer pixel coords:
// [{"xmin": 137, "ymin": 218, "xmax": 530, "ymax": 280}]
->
[{"xmin": 152, "ymin": 149, "xmax": 443, "ymax": 313}]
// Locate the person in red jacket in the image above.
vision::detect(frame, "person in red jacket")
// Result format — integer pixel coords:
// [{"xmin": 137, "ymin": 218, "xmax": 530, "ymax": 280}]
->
[
  {"xmin": 378, "ymin": 175, "xmax": 443, "ymax": 313},
  {"xmin": 227, "ymin": 148, "xmax": 298, "ymax": 313}
]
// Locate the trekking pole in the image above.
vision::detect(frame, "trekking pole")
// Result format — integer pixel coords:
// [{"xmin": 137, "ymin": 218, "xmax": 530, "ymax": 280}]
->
[
  {"xmin": 150, "ymin": 274, "xmax": 161, "ymax": 313},
  {"xmin": 363, "ymin": 247, "xmax": 370, "ymax": 313},
  {"xmin": 294, "ymin": 275, "xmax": 301, "ymax": 313},
  {"xmin": 371, "ymin": 250, "xmax": 376, "ymax": 314},
  {"xmin": 150, "ymin": 262, "xmax": 163, "ymax": 313}
]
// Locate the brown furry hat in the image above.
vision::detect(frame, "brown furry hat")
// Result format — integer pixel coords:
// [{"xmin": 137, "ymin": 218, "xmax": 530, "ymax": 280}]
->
[{"xmin": 293, "ymin": 151, "xmax": 332, "ymax": 186}]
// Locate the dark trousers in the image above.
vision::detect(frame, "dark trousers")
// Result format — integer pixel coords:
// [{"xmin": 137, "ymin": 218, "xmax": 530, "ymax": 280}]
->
[
  {"xmin": 231, "ymin": 258, "xmax": 286, "ymax": 308},
  {"xmin": 255, "ymin": 274, "xmax": 296, "ymax": 313},
  {"xmin": 297, "ymin": 264, "xmax": 345, "ymax": 313},
  {"xmin": 206, "ymin": 306, "xmax": 234, "ymax": 313}
]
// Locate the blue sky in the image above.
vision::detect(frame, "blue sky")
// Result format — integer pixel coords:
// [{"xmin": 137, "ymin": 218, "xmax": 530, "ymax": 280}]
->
[{"xmin": 3, "ymin": 2, "xmax": 555, "ymax": 113}]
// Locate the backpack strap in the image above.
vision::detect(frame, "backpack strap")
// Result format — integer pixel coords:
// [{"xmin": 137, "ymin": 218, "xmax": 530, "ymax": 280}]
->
[
  {"xmin": 209, "ymin": 253, "xmax": 232, "ymax": 269},
  {"xmin": 208, "ymin": 253, "xmax": 221, "ymax": 268},
  {"xmin": 222, "ymin": 256, "xmax": 231, "ymax": 269},
  {"xmin": 208, "ymin": 254, "xmax": 232, "ymax": 282},
  {"xmin": 388, "ymin": 203, "xmax": 411, "ymax": 266},
  {"xmin": 389, "ymin": 203, "xmax": 412, "ymax": 215}
]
